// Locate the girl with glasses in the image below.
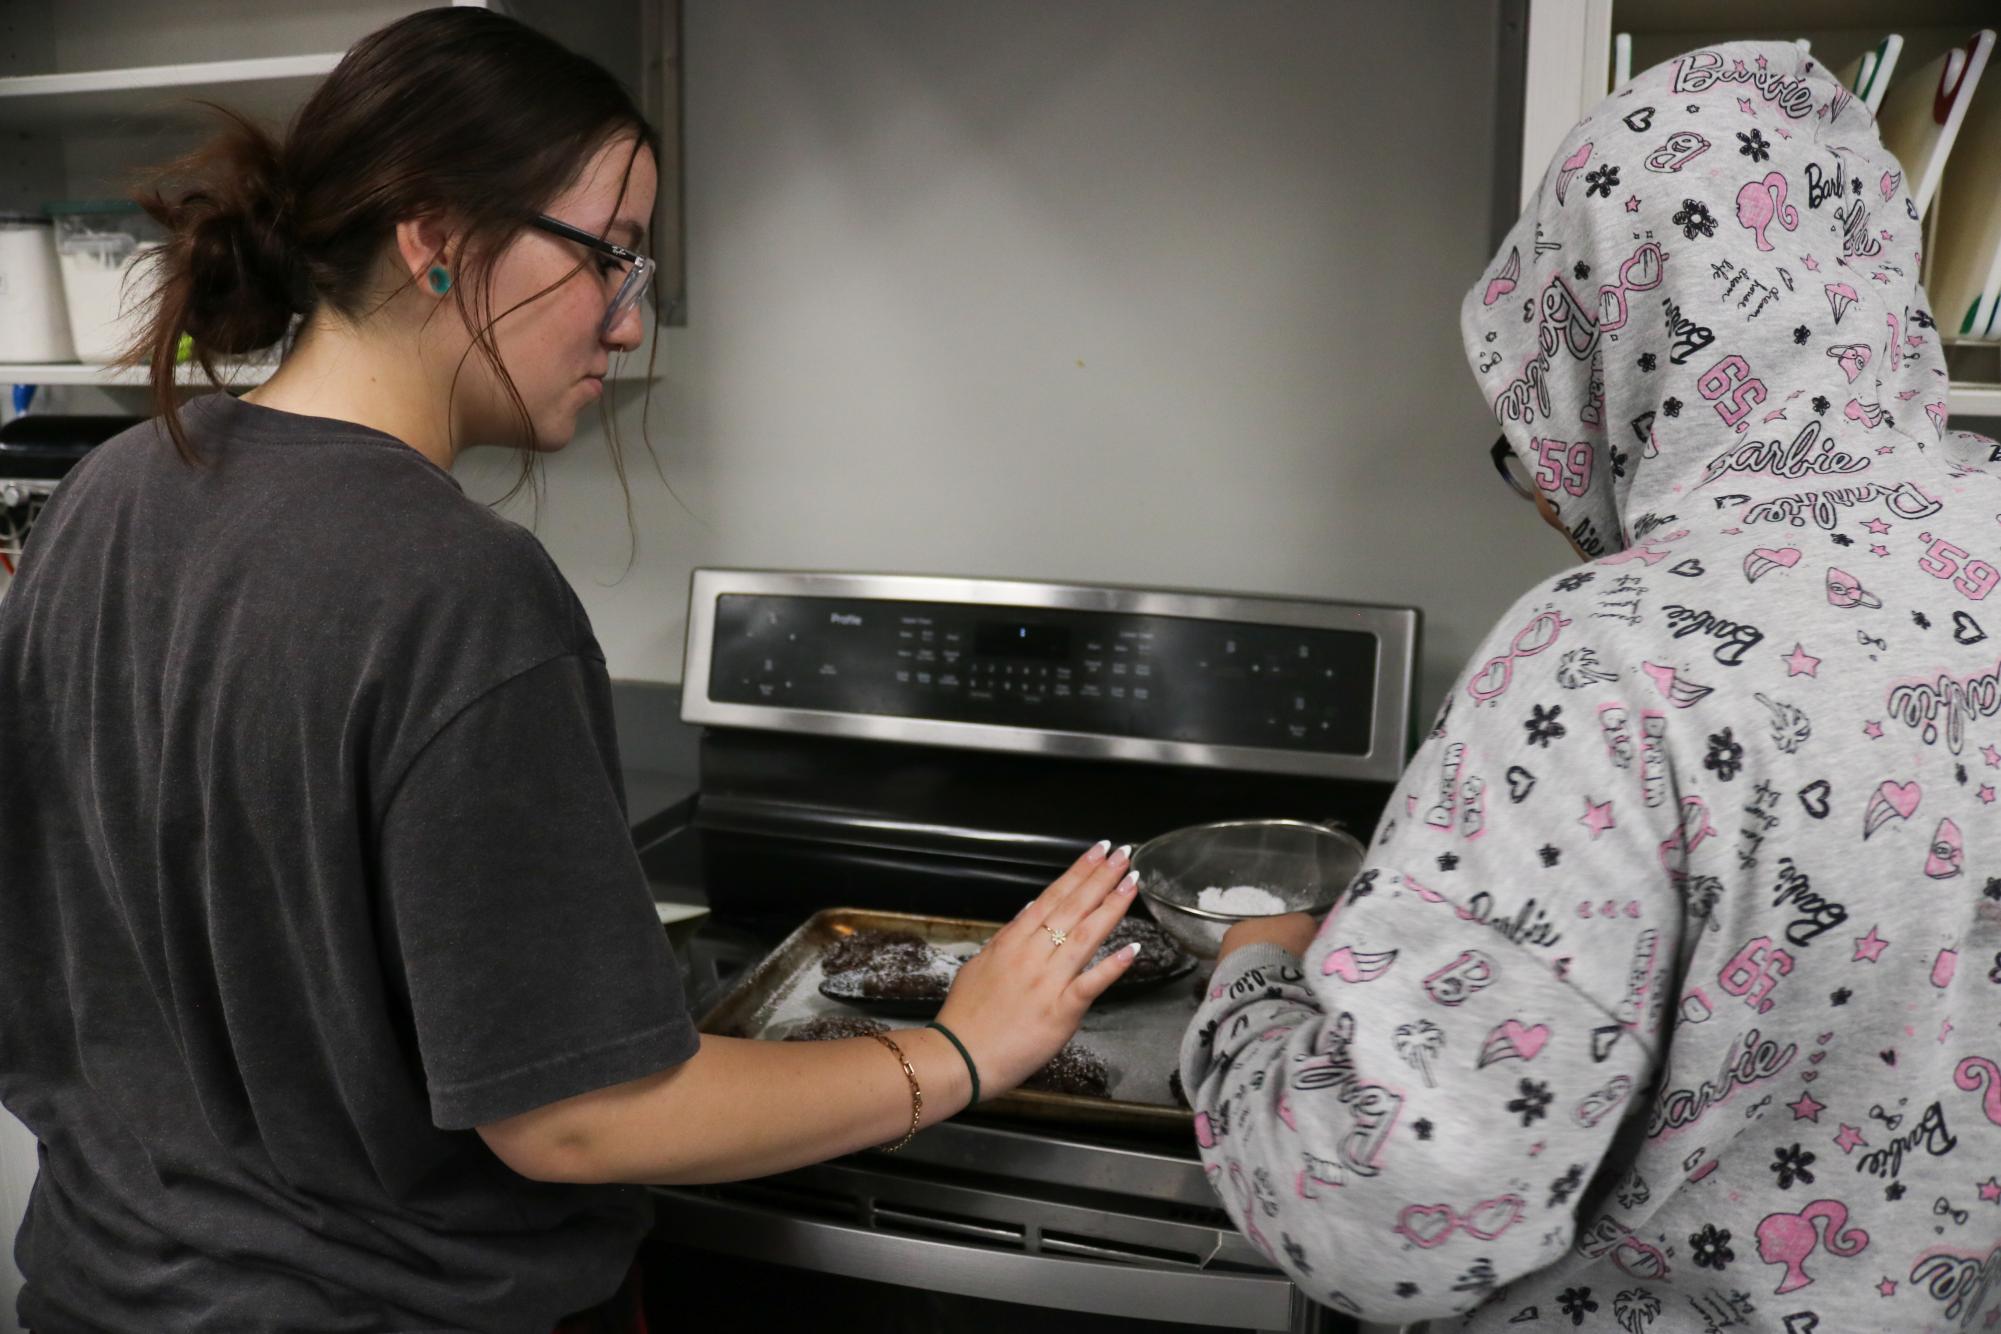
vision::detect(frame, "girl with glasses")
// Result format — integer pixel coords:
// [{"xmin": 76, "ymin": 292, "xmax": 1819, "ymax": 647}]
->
[{"xmin": 0, "ymin": 11, "xmax": 1141, "ymax": 1332}]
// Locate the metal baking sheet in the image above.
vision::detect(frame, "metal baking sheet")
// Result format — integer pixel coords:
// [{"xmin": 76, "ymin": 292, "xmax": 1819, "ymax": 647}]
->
[{"xmin": 697, "ymin": 906, "xmax": 1198, "ymax": 1133}]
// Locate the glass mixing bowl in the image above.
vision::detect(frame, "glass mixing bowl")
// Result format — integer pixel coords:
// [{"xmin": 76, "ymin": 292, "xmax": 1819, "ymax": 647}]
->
[{"xmin": 1131, "ymin": 819, "xmax": 1366, "ymax": 958}]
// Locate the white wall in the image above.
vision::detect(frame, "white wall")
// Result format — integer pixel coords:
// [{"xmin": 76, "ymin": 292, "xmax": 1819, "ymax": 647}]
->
[{"xmin": 460, "ymin": 0, "xmax": 1573, "ymax": 723}]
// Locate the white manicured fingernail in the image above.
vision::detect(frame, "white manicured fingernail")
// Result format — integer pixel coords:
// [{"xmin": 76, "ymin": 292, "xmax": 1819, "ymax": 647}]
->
[
  {"xmin": 1119, "ymin": 871, "xmax": 1139, "ymax": 893},
  {"xmin": 1087, "ymin": 839, "xmax": 1111, "ymax": 860},
  {"xmin": 1124, "ymin": 941, "xmax": 1143, "ymax": 957},
  {"xmin": 1111, "ymin": 844, "xmax": 1133, "ymax": 864}
]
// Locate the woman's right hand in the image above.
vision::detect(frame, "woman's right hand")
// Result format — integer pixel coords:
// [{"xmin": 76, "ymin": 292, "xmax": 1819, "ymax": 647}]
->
[
  {"xmin": 478, "ymin": 843, "xmax": 1141, "ymax": 1186},
  {"xmin": 934, "ymin": 840, "xmax": 1142, "ymax": 1099}
]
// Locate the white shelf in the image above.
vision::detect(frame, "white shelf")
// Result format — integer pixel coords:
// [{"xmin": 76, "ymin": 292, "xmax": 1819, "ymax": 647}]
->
[
  {"xmin": 0, "ymin": 362, "xmax": 274, "ymax": 388},
  {"xmin": 1953, "ymin": 383, "xmax": 2001, "ymax": 417},
  {"xmin": 0, "ymin": 54, "xmax": 341, "ymax": 129},
  {"xmin": 1520, "ymin": 1, "xmax": 2001, "ymax": 426},
  {"xmin": 1606, "ymin": 0, "xmax": 1994, "ymax": 38}
]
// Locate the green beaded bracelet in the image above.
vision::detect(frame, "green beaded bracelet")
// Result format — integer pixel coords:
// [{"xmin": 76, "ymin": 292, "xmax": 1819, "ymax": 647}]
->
[{"xmin": 924, "ymin": 1020, "xmax": 981, "ymax": 1105}]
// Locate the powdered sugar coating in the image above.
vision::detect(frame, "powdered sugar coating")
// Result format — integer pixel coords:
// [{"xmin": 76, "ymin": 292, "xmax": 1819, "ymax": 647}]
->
[{"xmin": 1197, "ymin": 884, "xmax": 1287, "ymax": 915}]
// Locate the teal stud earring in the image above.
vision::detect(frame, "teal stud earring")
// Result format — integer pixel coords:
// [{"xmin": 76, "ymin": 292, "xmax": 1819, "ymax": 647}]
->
[{"xmin": 426, "ymin": 265, "xmax": 452, "ymax": 295}]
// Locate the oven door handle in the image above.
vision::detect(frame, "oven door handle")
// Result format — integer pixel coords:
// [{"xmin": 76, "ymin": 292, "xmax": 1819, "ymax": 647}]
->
[{"xmin": 652, "ymin": 1187, "xmax": 1330, "ymax": 1332}]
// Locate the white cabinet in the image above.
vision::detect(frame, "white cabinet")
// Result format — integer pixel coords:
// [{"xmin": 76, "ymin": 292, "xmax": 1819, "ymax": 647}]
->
[
  {"xmin": 1520, "ymin": 0, "xmax": 2001, "ymax": 417},
  {"xmin": 0, "ymin": 1113, "xmax": 32, "ymax": 1323},
  {"xmin": 0, "ymin": 0, "xmax": 681, "ymax": 388}
]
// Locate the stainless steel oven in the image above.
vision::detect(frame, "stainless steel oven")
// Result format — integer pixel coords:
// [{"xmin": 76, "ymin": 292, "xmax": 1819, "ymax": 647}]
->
[{"xmin": 639, "ymin": 570, "xmax": 1420, "ymax": 1334}]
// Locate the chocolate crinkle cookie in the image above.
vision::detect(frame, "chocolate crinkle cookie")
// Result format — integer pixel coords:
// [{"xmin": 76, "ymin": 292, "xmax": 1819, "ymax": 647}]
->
[
  {"xmin": 1022, "ymin": 1042, "xmax": 1111, "ymax": 1098},
  {"xmin": 784, "ymin": 1015, "xmax": 891, "ymax": 1042},
  {"xmin": 821, "ymin": 928, "xmax": 936, "ymax": 976},
  {"xmin": 1091, "ymin": 915, "xmax": 1188, "ymax": 981},
  {"xmin": 819, "ymin": 929, "xmax": 961, "ymax": 1002}
]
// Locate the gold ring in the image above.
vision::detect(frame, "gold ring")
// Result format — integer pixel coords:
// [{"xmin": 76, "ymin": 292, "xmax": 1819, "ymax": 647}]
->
[{"xmin": 1041, "ymin": 924, "xmax": 1068, "ymax": 948}]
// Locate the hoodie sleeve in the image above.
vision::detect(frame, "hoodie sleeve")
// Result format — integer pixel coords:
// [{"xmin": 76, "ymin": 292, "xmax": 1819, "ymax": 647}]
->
[{"xmin": 1179, "ymin": 585, "xmax": 1687, "ymax": 1324}]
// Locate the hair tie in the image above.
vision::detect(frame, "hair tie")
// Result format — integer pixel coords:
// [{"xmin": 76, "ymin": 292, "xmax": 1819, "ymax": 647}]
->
[{"xmin": 925, "ymin": 1021, "xmax": 981, "ymax": 1104}]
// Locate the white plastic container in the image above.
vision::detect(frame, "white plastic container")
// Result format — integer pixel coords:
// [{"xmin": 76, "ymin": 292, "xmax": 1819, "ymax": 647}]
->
[
  {"xmin": 52, "ymin": 203, "xmax": 163, "ymax": 364},
  {"xmin": 0, "ymin": 214, "xmax": 77, "ymax": 363}
]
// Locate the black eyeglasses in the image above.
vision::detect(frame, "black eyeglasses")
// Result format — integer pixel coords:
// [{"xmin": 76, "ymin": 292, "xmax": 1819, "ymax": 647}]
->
[
  {"xmin": 529, "ymin": 214, "xmax": 654, "ymax": 337},
  {"xmin": 1491, "ymin": 436, "xmax": 1537, "ymax": 502}
]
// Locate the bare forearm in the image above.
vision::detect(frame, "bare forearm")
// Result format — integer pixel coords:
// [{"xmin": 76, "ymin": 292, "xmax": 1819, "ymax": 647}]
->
[
  {"xmin": 481, "ymin": 1028, "xmax": 973, "ymax": 1186},
  {"xmin": 482, "ymin": 844, "xmax": 1144, "ymax": 1186}
]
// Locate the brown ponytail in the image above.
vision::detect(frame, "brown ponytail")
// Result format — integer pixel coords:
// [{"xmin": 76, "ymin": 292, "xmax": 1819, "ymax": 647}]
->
[
  {"xmin": 125, "ymin": 7, "xmax": 659, "ymax": 473},
  {"xmin": 133, "ymin": 108, "xmax": 303, "ymax": 407}
]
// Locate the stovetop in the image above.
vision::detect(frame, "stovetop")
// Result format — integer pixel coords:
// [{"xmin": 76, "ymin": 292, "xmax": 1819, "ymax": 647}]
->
[{"xmin": 628, "ymin": 574, "xmax": 1417, "ymax": 1332}]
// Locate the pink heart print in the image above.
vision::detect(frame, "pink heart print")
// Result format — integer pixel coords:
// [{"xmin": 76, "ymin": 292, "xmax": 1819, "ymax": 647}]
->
[
  {"xmin": 1882, "ymin": 781, "xmax": 1921, "ymax": 818},
  {"xmin": 1744, "ymin": 547, "xmax": 1801, "ymax": 582},
  {"xmin": 1483, "ymin": 246, "xmax": 1520, "ymax": 306},
  {"xmin": 1863, "ymin": 780, "xmax": 1922, "ymax": 839},
  {"xmin": 1481, "ymin": 1019, "xmax": 1552, "ymax": 1064}
]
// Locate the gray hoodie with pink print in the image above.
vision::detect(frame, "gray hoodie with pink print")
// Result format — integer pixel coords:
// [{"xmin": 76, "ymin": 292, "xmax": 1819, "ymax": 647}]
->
[{"xmin": 1180, "ymin": 41, "xmax": 2001, "ymax": 1332}]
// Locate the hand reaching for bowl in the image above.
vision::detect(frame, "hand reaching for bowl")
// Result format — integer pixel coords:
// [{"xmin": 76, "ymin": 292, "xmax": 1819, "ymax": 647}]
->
[
  {"xmin": 934, "ymin": 840, "xmax": 1142, "ymax": 1099},
  {"xmin": 1217, "ymin": 911, "xmax": 1319, "ymax": 963}
]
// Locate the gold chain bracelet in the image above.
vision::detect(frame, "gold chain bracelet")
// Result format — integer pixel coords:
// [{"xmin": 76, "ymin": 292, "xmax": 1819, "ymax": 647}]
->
[{"xmin": 868, "ymin": 1031, "xmax": 923, "ymax": 1151}]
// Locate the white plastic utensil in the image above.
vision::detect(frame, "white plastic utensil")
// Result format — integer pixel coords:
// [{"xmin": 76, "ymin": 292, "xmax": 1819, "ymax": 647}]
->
[
  {"xmin": 1839, "ymin": 34, "xmax": 1904, "ymax": 115},
  {"xmin": 1928, "ymin": 69, "xmax": 2001, "ymax": 338},
  {"xmin": 1879, "ymin": 29, "xmax": 1996, "ymax": 219}
]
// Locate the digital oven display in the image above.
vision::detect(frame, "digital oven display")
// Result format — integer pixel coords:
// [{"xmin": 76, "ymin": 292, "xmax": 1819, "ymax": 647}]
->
[
  {"xmin": 707, "ymin": 594, "xmax": 1377, "ymax": 757},
  {"xmin": 972, "ymin": 620, "xmax": 1070, "ymax": 661}
]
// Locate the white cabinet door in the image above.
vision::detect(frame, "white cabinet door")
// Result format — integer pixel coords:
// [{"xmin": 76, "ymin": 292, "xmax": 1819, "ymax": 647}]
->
[{"xmin": 0, "ymin": 1110, "xmax": 37, "ymax": 1318}]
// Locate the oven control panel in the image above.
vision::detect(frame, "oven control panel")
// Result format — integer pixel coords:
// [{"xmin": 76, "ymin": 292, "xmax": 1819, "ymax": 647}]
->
[{"xmin": 682, "ymin": 571, "xmax": 1418, "ymax": 780}]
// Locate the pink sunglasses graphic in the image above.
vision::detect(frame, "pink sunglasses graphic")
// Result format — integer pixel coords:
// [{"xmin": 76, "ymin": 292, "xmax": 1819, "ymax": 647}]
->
[
  {"xmin": 1597, "ymin": 241, "xmax": 1666, "ymax": 333},
  {"xmin": 1393, "ymin": 1196, "xmax": 1526, "ymax": 1250},
  {"xmin": 1467, "ymin": 609, "xmax": 1572, "ymax": 703}
]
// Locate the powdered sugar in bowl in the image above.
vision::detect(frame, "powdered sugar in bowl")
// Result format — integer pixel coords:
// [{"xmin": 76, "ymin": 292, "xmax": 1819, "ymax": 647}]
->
[{"xmin": 1131, "ymin": 819, "xmax": 1365, "ymax": 958}]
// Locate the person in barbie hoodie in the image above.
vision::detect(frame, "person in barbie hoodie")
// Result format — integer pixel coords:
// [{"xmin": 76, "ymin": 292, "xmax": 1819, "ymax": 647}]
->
[{"xmin": 1180, "ymin": 40, "xmax": 2001, "ymax": 1332}]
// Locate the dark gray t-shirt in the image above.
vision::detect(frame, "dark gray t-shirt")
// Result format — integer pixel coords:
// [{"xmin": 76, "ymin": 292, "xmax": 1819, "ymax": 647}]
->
[{"xmin": 0, "ymin": 394, "xmax": 699, "ymax": 1332}]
